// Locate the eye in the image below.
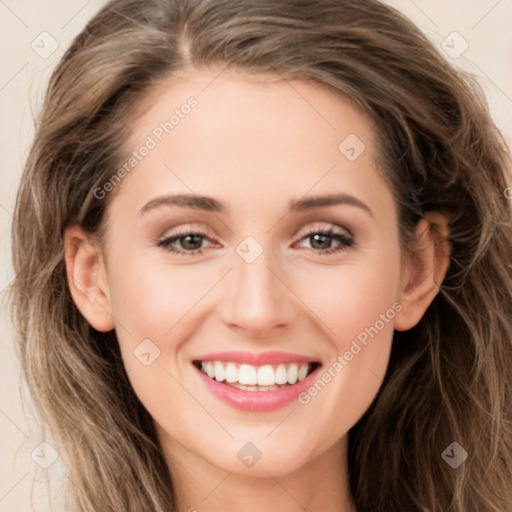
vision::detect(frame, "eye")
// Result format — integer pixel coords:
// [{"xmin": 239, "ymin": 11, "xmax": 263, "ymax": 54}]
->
[
  {"xmin": 156, "ymin": 230, "xmax": 215, "ymax": 256},
  {"xmin": 295, "ymin": 227, "xmax": 354, "ymax": 256},
  {"xmin": 156, "ymin": 226, "xmax": 355, "ymax": 257}
]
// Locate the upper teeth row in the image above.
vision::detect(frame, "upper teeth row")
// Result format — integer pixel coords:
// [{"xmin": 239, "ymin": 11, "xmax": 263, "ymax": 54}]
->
[{"xmin": 201, "ymin": 361, "xmax": 311, "ymax": 386}]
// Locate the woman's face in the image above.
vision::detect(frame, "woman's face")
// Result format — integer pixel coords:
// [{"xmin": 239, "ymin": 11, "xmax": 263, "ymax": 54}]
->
[{"xmin": 87, "ymin": 69, "xmax": 409, "ymax": 477}]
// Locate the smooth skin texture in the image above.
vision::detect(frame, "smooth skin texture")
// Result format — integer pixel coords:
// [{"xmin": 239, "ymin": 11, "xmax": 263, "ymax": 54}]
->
[{"xmin": 64, "ymin": 68, "xmax": 450, "ymax": 512}]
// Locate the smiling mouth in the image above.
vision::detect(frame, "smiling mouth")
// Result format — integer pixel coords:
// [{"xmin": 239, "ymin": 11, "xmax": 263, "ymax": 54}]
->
[{"xmin": 193, "ymin": 360, "xmax": 320, "ymax": 391}]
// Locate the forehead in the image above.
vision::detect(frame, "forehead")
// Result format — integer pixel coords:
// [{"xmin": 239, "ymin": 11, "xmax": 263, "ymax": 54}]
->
[
  {"xmin": 110, "ymin": 68, "xmax": 393, "ymax": 223},
  {"xmin": 130, "ymin": 68, "xmax": 374, "ymax": 147}
]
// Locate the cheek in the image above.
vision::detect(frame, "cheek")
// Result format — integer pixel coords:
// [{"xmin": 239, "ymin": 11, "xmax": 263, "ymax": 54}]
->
[
  {"xmin": 108, "ymin": 260, "xmax": 206, "ymax": 423},
  {"xmin": 292, "ymin": 242, "xmax": 401, "ymax": 425},
  {"xmin": 108, "ymin": 255, "xmax": 217, "ymax": 398},
  {"xmin": 295, "ymin": 243, "xmax": 402, "ymax": 349},
  {"xmin": 110, "ymin": 255, "xmax": 216, "ymax": 342}
]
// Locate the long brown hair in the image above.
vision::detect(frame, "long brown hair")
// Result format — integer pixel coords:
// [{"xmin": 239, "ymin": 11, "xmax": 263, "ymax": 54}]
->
[{"xmin": 9, "ymin": 0, "xmax": 512, "ymax": 510}]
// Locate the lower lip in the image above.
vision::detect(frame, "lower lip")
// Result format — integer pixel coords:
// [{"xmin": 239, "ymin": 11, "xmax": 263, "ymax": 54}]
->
[{"xmin": 194, "ymin": 365, "xmax": 320, "ymax": 412}]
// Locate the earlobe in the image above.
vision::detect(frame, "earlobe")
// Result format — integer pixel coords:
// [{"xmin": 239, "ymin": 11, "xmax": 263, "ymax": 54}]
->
[
  {"xmin": 64, "ymin": 225, "xmax": 115, "ymax": 332},
  {"xmin": 394, "ymin": 212, "xmax": 451, "ymax": 331}
]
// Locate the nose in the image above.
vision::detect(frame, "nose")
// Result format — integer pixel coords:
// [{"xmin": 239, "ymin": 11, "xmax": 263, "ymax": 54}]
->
[{"xmin": 218, "ymin": 244, "xmax": 297, "ymax": 339}]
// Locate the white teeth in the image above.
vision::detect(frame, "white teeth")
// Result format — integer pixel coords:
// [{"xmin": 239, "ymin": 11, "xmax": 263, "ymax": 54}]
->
[
  {"xmin": 297, "ymin": 363, "xmax": 309, "ymax": 381},
  {"xmin": 225, "ymin": 363, "xmax": 238, "ymax": 383},
  {"xmin": 199, "ymin": 361, "xmax": 313, "ymax": 388},
  {"xmin": 287, "ymin": 363, "xmax": 298, "ymax": 384},
  {"xmin": 274, "ymin": 364, "xmax": 288, "ymax": 385},
  {"xmin": 229, "ymin": 383, "xmax": 281, "ymax": 391},
  {"xmin": 206, "ymin": 362, "xmax": 215, "ymax": 379},
  {"xmin": 238, "ymin": 364, "xmax": 257, "ymax": 385},
  {"xmin": 257, "ymin": 365, "xmax": 275, "ymax": 386},
  {"xmin": 214, "ymin": 361, "xmax": 225, "ymax": 382}
]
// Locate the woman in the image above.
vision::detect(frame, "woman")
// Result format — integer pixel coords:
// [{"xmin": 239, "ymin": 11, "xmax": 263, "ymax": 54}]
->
[{"xmin": 9, "ymin": 0, "xmax": 512, "ymax": 510}]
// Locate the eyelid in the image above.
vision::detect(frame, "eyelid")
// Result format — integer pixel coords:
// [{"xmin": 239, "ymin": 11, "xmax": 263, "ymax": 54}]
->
[
  {"xmin": 295, "ymin": 220, "xmax": 354, "ymax": 239},
  {"xmin": 158, "ymin": 220, "xmax": 352, "ymax": 244},
  {"xmin": 157, "ymin": 222, "xmax": 217, "ymax": 240}
]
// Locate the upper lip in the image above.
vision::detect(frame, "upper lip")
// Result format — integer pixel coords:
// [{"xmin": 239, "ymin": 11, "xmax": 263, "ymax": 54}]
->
[{"xmin": 193, "ymin": 350, "xmax": 320, "ymax": 366}]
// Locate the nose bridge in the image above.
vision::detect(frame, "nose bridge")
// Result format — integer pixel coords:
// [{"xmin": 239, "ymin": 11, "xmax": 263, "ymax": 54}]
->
[{"xmin": 220, "ymin": 236, "xmax": 295, "ymax": 336}]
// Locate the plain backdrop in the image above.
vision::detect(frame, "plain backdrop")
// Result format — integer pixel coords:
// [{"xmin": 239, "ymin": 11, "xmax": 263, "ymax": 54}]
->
[{"xmin": 1, "ymin": 1, "xmax": 511, "ymax": 510}]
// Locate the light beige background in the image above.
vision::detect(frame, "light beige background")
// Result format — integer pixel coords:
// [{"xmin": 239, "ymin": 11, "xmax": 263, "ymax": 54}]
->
[{"xmin": 1, "ymin": 1, "xmax": 511, "ymax": 510}]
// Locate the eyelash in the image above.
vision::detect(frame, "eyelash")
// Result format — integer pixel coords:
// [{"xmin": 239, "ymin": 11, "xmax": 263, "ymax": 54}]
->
[{"xmin": 156, "ymin": 226, "xmax": 354, "ymax": 257}]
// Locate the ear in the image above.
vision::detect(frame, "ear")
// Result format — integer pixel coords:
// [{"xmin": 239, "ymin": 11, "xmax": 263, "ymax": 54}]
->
[
  {"xmin": 394, "ymin": 211, "xmax": 451, "ymax": 331},
  {"xmin": 63, "ymin": 225, "xmax": 115, "ymax": 332}
]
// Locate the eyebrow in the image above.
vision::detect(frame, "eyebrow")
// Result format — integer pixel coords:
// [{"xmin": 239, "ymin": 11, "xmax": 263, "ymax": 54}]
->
[
  {"xmin": 139, "ymin": 192, "xmax": 373, "ymax": 217},
  {"xmin": 139, "ymin": 194, "xmax": 227, "ymax": 215},
  {"xmin": 290, "ymin": 193, "xmax": 373, "ymax": 217}
]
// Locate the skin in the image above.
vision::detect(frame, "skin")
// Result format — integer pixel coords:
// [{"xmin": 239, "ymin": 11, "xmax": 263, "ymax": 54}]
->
[{"xmin": 64, "ymin": 68, "xmax": 450, "ymax": 512}]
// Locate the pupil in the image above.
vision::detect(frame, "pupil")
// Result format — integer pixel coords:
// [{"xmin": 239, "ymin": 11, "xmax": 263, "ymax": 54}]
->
[
  {"xmin": 182, "ymin": 234, "xmax": 202, "ymax": 250},
  {"xmin": 311, "ymin": 233, "xmax": 331, "ymax": 250}
]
